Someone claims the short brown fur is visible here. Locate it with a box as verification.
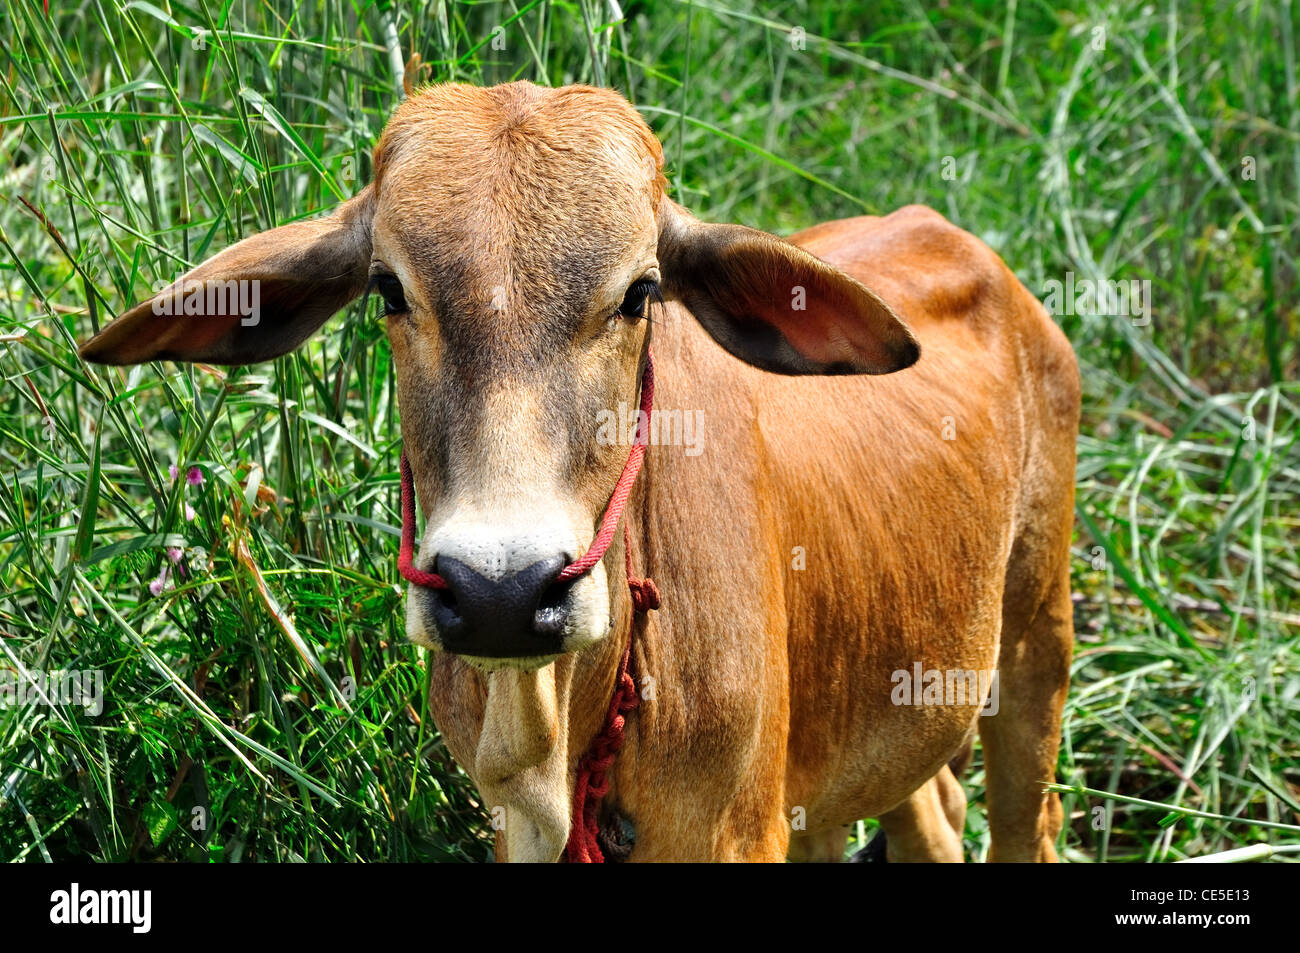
[79,82,1079,862]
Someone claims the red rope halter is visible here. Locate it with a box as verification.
[398,349,659,863]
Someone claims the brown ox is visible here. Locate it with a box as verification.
[80,82,1079,862]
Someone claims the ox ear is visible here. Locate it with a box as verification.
[79,186,375,366]
[656,199,919,375]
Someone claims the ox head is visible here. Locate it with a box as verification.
[80,82,919,672]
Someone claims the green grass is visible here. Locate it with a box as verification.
[1,0,1296,862]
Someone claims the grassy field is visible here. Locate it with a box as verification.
[1,0,1296,862]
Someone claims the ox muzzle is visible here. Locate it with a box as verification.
[399,351,655,661]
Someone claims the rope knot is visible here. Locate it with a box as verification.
[628,577,660,613]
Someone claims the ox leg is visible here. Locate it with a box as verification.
[787,825,851,862]
[876,766,966,862]
[979,565,1072,862]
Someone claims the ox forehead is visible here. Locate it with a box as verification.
[371,82,664,352]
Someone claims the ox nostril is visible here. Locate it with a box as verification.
[534,575,575,639]
[433,582,459,616]
[424,558,466,643]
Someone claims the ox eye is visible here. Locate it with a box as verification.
[616,278,659,320]
[370,273,408,315]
